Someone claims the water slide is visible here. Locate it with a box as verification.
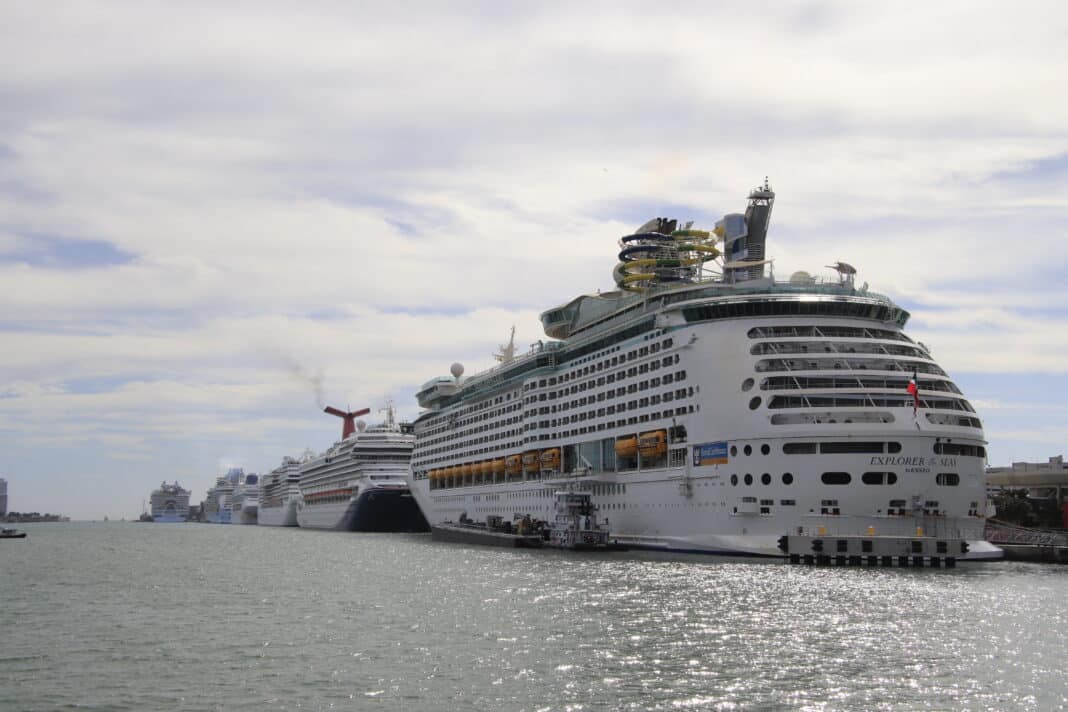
[612,227,721,293]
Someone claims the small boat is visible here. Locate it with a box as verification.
[1,528,27,539]
[546,490,624,551]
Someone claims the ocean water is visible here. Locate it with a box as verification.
[2,523,1067,711]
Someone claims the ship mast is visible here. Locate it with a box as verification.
[494,325,517,363]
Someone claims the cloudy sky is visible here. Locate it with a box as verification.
[2,2,1066,519]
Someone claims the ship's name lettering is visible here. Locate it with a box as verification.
[869,456,927,466]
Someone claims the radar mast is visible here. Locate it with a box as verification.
[494,326,517,363]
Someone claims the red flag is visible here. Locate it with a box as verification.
[907,372,920,415]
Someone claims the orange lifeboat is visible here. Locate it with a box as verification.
[505,454,522,475]
[491,458,506,475]
[539,447,561,470]
[522,450,540,473]
[615,435,638,458]
[639,429,668,458]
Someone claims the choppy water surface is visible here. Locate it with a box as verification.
[2,523,1066,711]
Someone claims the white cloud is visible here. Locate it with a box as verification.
[2,2,1067,517]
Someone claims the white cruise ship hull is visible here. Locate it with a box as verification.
[232,505,258,525]
[409,465,1000,560]
[258,500,298,527]
[205,510,231,524]
[296,498,355,530]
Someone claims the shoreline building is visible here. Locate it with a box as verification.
[987,456,1068,528]
[0,477,7,516]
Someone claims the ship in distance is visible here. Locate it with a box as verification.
[296,403,430,532]
[407,180,1002,562]
[230,471,260,525]
[202,470,239,524]
[258,452,312,527]
[148,481,191,523]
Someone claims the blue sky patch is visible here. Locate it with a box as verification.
[4,233,135,269]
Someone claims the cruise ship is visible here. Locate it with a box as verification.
[203,472,237,524]
[408,181,1001,562]
[149,481,191,523]
[230,472,260,525]
[296,404,429,532]
[258,453,309,527]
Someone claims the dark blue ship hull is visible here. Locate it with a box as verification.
[341,488,429,533]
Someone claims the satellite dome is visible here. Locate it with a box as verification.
[356,420,367,432]
[789,270,814,284]
[450,362,465,379]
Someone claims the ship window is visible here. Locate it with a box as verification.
[862,472,897,485]
[744,474,753,485]
[820,442,885,454]
[782,472,794,485]
[761,473,771,485]
[933,442,985,457]
[760,444,770,455]
[741,378,754,391]
[821,472,851,485]
[730,474,738,486]
[743,445,752,456]
[748,397,761,410]
[783,442,817,454]
[936,473,960,486]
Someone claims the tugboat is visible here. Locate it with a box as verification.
[1,527,27,539]
[546,490,621,551]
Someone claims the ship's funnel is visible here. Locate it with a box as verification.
[324,406,371,439]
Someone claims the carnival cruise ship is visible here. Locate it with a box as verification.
[149,481,191,523]
[258,453,310,526]
[230,472,259,525]
[296,404,429,532]
[407,181,1001,562]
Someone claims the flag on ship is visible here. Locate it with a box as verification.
[907,371,920,415]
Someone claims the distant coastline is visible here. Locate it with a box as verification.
[2,512,70,523]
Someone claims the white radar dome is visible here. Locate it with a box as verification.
[450,362,465,379]
[356,420,367,432]
[789,270,815,284]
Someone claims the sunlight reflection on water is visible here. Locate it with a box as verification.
[1,523,1066,711]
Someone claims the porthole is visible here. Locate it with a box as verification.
[782,472,794,485]
[760,444,770,455]
[761,473,771,485]
[744,474,753,486]
[730,445,738,457]
[730,474,738,486]
[741,378,755,392]
[749,397,762,410]
[743,445,752,456]
[821,472,852,485]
